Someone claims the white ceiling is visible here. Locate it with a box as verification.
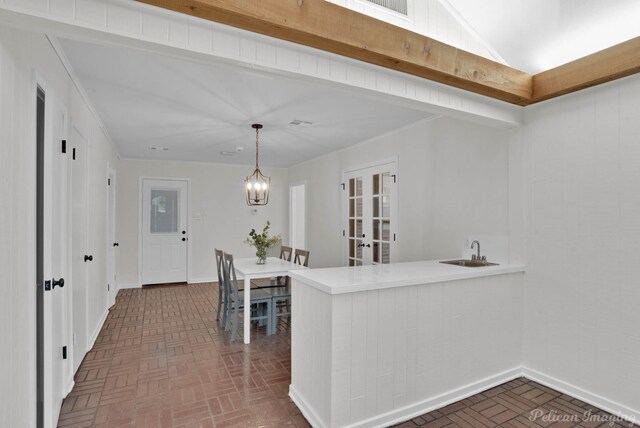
[445,0,640,74]
[59,38,432,167]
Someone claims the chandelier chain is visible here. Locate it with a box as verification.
[255,126,259,169]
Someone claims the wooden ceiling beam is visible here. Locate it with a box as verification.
[136,0,533,104]
[532,37,640,103]
[135,0,640,106]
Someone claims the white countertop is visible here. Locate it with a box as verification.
[288,260,525,295]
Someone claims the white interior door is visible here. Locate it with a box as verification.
[343,161,398,266]
[71,127,89,374]
[42,91,70,428]
[106,168,116,307]
[141,179,189,285]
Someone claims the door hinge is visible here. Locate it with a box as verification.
[61,139,66,154]
[108,178,111,186]
[72,147,76,160]
[341,183,345,190]
[392,174,396,183]
[342,229,345,237]
[107,283,110,291]
[62,346,67,360]
[393,233,396,241]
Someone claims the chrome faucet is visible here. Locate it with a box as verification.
[470,240,486,262]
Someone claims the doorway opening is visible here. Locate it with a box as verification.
[289,184,306,252]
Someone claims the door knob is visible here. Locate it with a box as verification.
[52,278,65,289]
[365,244,371,248]
[84,255,93,262]
[182,230,186,235]
[182,237,187,242]
[113,242,119,247]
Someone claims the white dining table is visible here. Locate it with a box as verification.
[233,256,308,344]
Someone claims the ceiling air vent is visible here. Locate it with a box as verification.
[289,119,313,127]
[364,0,407,15]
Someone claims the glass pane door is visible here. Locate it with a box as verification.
[343,161,397,266]
[347,176,364,266]
[372,172,393,264]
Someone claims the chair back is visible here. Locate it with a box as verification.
[280,245,293,262]
[214,249,224,285]
[222,252,240,299]
[294,249,310,267]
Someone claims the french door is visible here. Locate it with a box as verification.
[141,179,189,285]
[343,160,398,266]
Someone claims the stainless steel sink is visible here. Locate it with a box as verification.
[440,259,499,268]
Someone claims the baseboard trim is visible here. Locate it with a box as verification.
[522,367,640,424]
[117,282,141,289]
[290,367,522,428]
[88,308,109,350]
[65,379,75,397]
[355,367,523,428]
[188,277,216,284]
[289,385,328,428]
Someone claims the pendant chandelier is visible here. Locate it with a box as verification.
[244,123,270,206]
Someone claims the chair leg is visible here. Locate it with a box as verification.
[231,301,239,341]
[266,300,273,336]
[222,289,229,329]
[216,284,223,320]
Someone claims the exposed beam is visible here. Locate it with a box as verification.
[136,0,533,104]
[532,37,640,103]
[135,0,640,106]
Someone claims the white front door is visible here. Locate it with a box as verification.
[71,127,89,374]
[141,179,189,285]
[343,161,398,266]
[41,88,71,428]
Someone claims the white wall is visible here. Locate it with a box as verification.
[116,159,289,285]
[0,25,119,427]
[519,74,640,414]
[288,116,510,268]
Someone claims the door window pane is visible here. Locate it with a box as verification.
[150,189,179,233]
[382,195,390,218]
[382,242,390,264]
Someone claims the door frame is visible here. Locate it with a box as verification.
[106,164,117,307]
[34,69,48,428]
[341,156,399,266]
[137,177,192,286]
[289,181,307,251]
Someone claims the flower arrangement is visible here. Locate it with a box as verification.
[245,221,280,264]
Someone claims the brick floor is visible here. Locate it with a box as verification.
[59,283,634,428]
[393,378,636,428]
[58,283,308,428]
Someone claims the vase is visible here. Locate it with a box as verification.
[256,247,267,264]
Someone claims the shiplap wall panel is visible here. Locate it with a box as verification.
[522,73,640,415]
[0,0,522,126]
[292,273,524,427]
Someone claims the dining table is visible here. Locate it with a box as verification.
[232,256,308,344]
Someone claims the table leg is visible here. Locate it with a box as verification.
[244,276,251,344]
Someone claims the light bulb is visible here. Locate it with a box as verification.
[246,182,252,190]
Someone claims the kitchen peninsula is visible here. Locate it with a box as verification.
[289,260,525,428]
